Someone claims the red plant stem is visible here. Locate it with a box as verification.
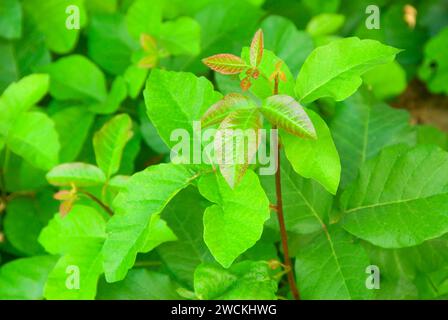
[272,75,300,300]
[79,190,114,216]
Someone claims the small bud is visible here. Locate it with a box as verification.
[252,69,260,79]
[268,259,282,270]
[0,199,5,213]
[54,190,72,201]
[140,33,158,53]
[0,232,4,243]
[138,54,158,69]
[279,71,287,82]
[404,4,417,29]
[240,77,252,91]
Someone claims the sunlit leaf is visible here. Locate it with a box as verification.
[296,37,400,103]
[214,109,262,188]
[201,93,257,128]
[250,29,264,67]
[46,163,106,187]
[93,114,133,178]
[261,95,316,139]
[202,54,249,75]
[198,171,270,267]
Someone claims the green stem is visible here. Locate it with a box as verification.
[0,148,10,201]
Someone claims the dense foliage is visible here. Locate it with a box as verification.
[1,0,448,300]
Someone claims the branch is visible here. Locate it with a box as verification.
[78,190,114,216]
[272,74,300,300]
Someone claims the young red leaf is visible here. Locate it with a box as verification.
[138,54,158,69]
[54,190,72,201]
[202,54,248,75]
[201,93,257,128]
[59,200,75,217]
[250,29,264,67]
[261,95,317,139]
[140,34,158,53]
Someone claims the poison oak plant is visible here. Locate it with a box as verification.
[1,0,448,301]
[108,30,401,299]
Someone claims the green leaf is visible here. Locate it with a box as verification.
[295,37,400,103]
[354,4,427,74]
[125,0,162,39]
[44,251,104,300]
[46,163,106,187]
[102,163,198,282]
[366,235,448,281]
[52,107,95,163]
[140,215,177,252]
[4,193,56,256]
[417,125,448,150]
[159,17,201,56]
[6,112,60,171]
[214,109,262,188]
[419,27,448,94]
[3,154,47,192]
[363,236,448,299]
[261,157,332,234]
[261,95,316,139]
[190,0,262,73]
[306,13,345,37]
[97,269,181,300]
[89,76,128,114]
[261,16,314,76]
[23,0,87,54]
[341,145,448,248]
[88,14,137,75]
[157,187,214,287]
[330,90,415,187]
[194,261,277,299]
[295,226,373,300]
[362,61,407,99]
[0,256,57,300]
[198,171,270,268]
[0,74,49,136]
[39,205,106,255]
[0,42,17,92]
[0,0,22,39]
[419,0,448,36]
[41,55,107,103]
[85,0,117,14]
[144,69,222,148]
[14,21,51,77]
[124,64,148,99]
[93,114,133,178]
[281,110,341,194]
[303,0,340,15]
[39,205,106,300]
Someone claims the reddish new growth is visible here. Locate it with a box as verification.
[202,29,265,91]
